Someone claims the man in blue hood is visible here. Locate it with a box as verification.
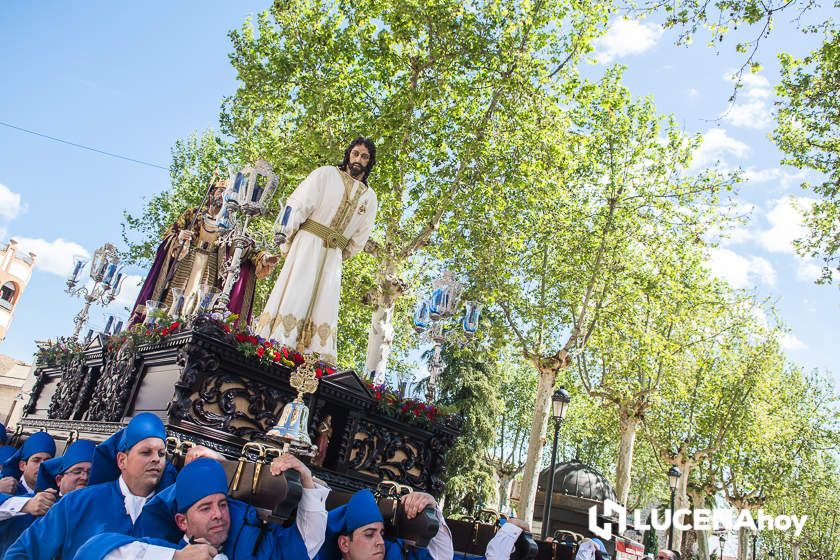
[0,432,58,520]
[74,455,328,559]
[0,439,95,556]
[318,489,453,560]
[6,413,172,560]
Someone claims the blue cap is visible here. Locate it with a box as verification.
[22,432,56,460]
[320,490,384,560]
[118,413,166,452]
[35,440,95,492]
[175,458,228,513]
[1,432,56,479]
[90,415,170,486]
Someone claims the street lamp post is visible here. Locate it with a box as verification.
[539,387,571,540]
[719,532,727,559]
[667,465,681,550]
[751,530,758,560]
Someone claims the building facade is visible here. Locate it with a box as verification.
[0,239,36,343]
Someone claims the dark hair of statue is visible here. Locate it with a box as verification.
[338,137,376,184]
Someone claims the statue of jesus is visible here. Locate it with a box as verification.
[254,138,378,363]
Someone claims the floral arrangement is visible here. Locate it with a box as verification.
[366,380,441,427]
[34,336,85,367]
[105,320,185,352]
[232,332,337,377]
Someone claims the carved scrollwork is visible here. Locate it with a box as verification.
[427,430,458,497]
[349,420,431,490]
[187,373,287,440]
[87,339,141,422]
[169,344,221,422]
[23,369,47,415]
[48,357,88,419]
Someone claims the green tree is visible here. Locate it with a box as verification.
[430,341,504,516]
[221,0,615,376]
[453,67,736,521]
[775,25,840,283]
[486,352,538,513]
[642,300,781,556]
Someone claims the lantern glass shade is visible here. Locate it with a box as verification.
[668,465,681,490]
[273,205,293,235]
[69,255,88,282]
[90,250,109,281]
[551,387,571,420]
[462,301,482,335]
[413,301,431,333]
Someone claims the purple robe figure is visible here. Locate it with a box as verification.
[130,183,277,328]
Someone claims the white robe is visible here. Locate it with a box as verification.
[255,166,377,363]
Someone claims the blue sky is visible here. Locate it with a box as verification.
[0,2,837,388]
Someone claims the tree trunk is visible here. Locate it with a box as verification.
[614,405,640,505]
[365,302,395,383]
[688,486,710,560]
[681,527,696,560]
[498,472,515,513]
[738,526,749,560]
[672,466,690,553]
[517,366,558,522]
[696,527,710,560]
[364,265,404,383]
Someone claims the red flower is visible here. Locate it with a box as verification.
[235,333,247,343]
[263,340,273,348]
[222,324,231,333]
[247,335,258,344]
[326,367,336,375]
[256,347,265,358]
[292,353,304,365]
[315,368,323,379]
[161,328,170,336]
[374,391,382,400]
[170,321,181,331]
[272,351,281,362]
[282,347,289,359]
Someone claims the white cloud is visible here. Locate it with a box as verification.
[759,196,815,254]
[0,183,24,221]
[691,128,750,170]
[781,333,807,351]
[687,88,700,99]
[13,237,89,277]
[796,260,823,282]
[722,71,774,130]
[742,167,806,189]
[593,19,664,64]
[707,248,776,289]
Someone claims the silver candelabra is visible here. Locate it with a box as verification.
[65,243,125,340]
[213,160,279,313]
[413,270,482,401]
